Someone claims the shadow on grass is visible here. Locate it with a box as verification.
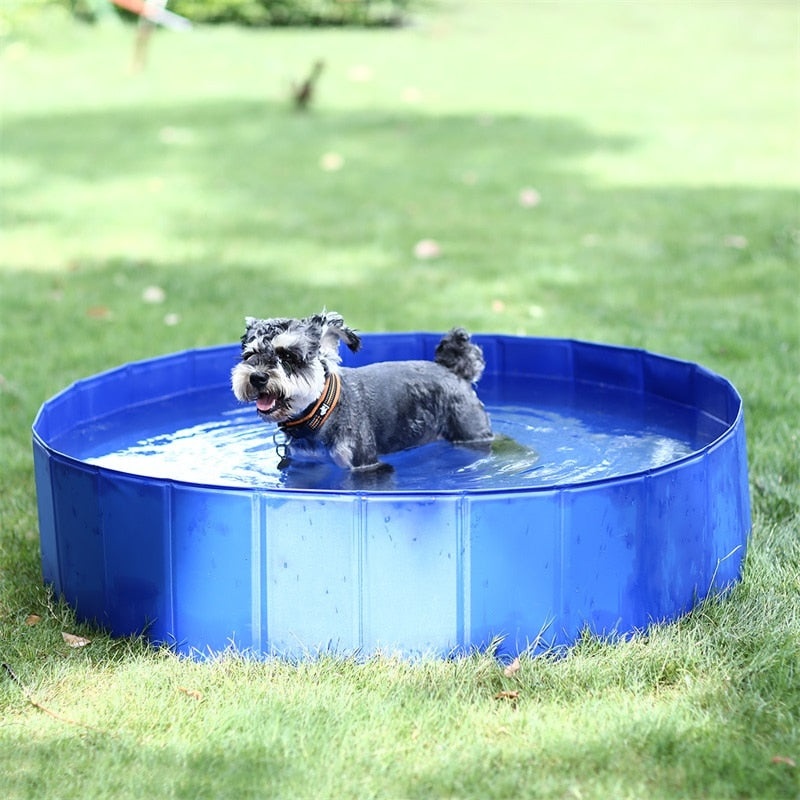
[1,98,636,181]
[0,99,635,249]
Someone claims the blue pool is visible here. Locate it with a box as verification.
[32,334,751,658]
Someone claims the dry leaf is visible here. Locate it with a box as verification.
[770,756,796,767]
[518,187,541,208]
[494,690,520,701]
[178,686,203,701]
[86,306,111,320]
[142,285,166,304]
[319,152,344,172]
[413,239,441,260]
[62,632,91,648]
[25,614,42,626]
[503,656,521,677]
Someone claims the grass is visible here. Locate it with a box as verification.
[1,1,799,797]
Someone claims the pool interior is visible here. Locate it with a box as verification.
[48,375,729,492]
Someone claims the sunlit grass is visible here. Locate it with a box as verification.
[1,2,798,798]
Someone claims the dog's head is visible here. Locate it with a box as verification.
[231,311,360,422]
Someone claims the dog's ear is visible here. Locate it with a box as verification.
[241,316,257,346]
[311,311,361,359]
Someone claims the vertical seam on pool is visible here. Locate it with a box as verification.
[251,493,263,653]
[739,418,752,545]
[457,494,471,651]
[355,495,366,653]
[50,458,64,593]
[95,466,108,628]
[165,482,175,639]
[52,459,71,599]
[702,448,712,600]
[557,487,566,645]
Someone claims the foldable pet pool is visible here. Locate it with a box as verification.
[32,335,750,658]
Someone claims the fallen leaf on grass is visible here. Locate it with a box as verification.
[770,755,796,767]
[494,690,520,701]
[319,152,344,172]
[142,285,166,304]
[413,239,441,260]
[86,306,112,320]
[503,656,521,677]
[62,632,91,648]
[178,687,203,701]
[518,187,541,208]
[25,614,42,626]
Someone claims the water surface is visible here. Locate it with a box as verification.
[52,378,726,492]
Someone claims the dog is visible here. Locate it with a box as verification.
[231,311,493,471]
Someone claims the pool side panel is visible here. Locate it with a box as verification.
[559,476,644,643]
[33,439,61,595]
[99,473,171,640]
[360,495,460,656]
[49,459,105,625]
[467,491,561,656]
[263,493,360,656]
[705,419,750,590]
[170,485,254,655]
[639,456,709,624]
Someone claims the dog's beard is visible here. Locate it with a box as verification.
[231,360,326,422]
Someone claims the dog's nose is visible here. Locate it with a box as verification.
[249,371,268,391]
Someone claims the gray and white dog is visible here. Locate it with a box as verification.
[231,311,493,471]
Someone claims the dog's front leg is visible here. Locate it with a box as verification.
[329,432,388,472]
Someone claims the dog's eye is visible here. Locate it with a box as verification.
[277,348,306,369]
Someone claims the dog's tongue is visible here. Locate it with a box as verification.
[256,395,276,413]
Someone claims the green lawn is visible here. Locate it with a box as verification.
[1,2,799,798]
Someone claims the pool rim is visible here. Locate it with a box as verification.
[31,333,745,498]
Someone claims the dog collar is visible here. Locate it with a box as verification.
[279,371,341,438]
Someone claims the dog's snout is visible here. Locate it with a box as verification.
[249,371,269,391]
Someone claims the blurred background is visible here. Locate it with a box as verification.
[1,0,797,446]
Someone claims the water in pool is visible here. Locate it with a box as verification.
[54,378,727,492]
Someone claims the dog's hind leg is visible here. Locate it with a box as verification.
[444,400,493,446]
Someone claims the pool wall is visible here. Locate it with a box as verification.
[32,336,751,658]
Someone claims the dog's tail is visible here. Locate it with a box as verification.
[434,327,485,383]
